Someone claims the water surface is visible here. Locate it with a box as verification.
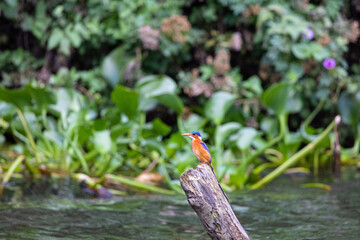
[1,169,359,239]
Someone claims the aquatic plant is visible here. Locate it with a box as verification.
[1,0,359,196]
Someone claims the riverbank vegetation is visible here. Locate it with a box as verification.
[1,0,359,197]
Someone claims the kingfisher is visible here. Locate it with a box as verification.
[181,131,229,202]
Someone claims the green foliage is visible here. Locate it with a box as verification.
[325,0,343,19]
[111,85,139,120]
[338,92,360,138]
[136,75,183,114]
[215,122,241,149]
[0,84,55,110]
[102,46,135,87]
[1,0,360,194]
[0,87,32,110]
[291,43,330,61]
[262,82,292,117]
[205,92,236,125]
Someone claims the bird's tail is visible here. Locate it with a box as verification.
[210,165,229,203]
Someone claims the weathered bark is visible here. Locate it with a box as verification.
[180,164,251,240]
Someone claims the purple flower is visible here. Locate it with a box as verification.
[302,27,314,40]
[322,58,336,69]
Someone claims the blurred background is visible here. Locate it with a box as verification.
[0,0,360,239]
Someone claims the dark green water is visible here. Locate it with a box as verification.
[1,169,359,240]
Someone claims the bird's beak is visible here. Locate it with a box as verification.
[181,133,191,137]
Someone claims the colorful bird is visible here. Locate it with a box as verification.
[181,131,229,202]
[181,131,213,168]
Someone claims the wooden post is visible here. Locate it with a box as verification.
[180,164,251,240]
[333,115,341,178]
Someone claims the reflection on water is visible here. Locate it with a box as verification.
[0,169,359,240]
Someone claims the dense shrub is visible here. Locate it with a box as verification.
[0,0,359,191]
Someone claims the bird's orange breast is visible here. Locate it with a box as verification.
[192,139,211,163]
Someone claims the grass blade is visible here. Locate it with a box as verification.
[2,155,25,184]
[106,174,174,195]
[250,116,337,190]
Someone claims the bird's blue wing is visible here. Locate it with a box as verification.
[200,142,210,154]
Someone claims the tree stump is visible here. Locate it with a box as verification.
[180,164,251,240]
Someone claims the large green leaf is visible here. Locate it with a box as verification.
[93,130,113,154]
[285,92,303,113]
[25,85,56,108]
[183,113,207,132]
[0,86,31,109]
[136,75,177,98]
[152,118,171,136]
[0,85,55,111]
[111,85,138,120]
[338,92,360,136]
[136,75,183,113]
[110,122,133,140]
[215,122,242,148]
[262,82,292,116]
[155,94,183,114]
[235,127,258,150]
[243,76,263,95]
[102,46,134,87]
[51,88,83,119]
[205,91,236,125]
[0,102,16,118]
[260,116,279,138]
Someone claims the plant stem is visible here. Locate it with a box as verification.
[253,162,281,175]
[94,174,106,187]
[41,108,49,130]
[214,123,221,170]
[158,156,184,194]
[314,149,319,176]
[24,157,40,175]
[72,143,89,174]
[2,155,25,184]
[247,114,287,162]
[0,117,9,129]
[341,137,360,160]
[250,116,337,190]
[301,183,331,191]
[138,113,146,138]
[16,108,41,163]
[106,174,174,195]
[304,98,326,127]
[84,150,98,162]
[300,98,326,141]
